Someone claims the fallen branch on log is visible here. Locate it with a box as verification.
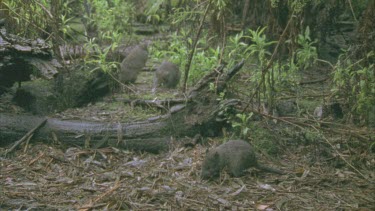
[2,118,47,156]
[0,60,245,152]
[115,98,188,110]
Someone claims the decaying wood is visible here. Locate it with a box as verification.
[115,98,188,110]
[0,60,244,152]
[3,118,47,156]
[0,28,61,94]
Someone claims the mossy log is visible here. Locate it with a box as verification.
[0,60,244,152]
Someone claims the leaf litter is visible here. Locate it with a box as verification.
[1,133,374,210]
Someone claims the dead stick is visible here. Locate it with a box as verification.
[255,113,369,180]
[243,11,295,112]
[250,109,304,130]
[23,133,34,153]
[182,0,212,93]
[299,77,329,85]
[4,118,47,156]
[310,124,369,181]
[78,178,121,210]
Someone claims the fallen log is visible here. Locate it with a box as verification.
[0,60,244,152]
[3,118,47,156]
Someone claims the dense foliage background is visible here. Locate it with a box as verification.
[1,1,374,210]
[1,0,374,126]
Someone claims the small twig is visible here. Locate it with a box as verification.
[261,114,370,180]
[117,122,122,146]
[182,0,212,93]
[4,118,47,156]
[5,4,50,36]
[277,94,331,100]
[316,59,334,69]
[78,178,121,210]
[107,72,137,94]
[34,0,53,18]
[299,77,329,85]
[115,98,187,107]
[23,133,34,153]
[28,151,45,166]
[346,0,358,22]
[321,126,370,142]
[250,109,304,130]
[44,157,54,170]
[251,107,370,180]
[311,125,368,181]
[243,12,295,112]
[283,117,371,141]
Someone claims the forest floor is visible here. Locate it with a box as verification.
[1,59,374,210]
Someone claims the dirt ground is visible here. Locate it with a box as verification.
[1,63,374,210]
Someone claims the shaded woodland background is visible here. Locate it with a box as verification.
[0,0,374,210]
[0,0,374,126]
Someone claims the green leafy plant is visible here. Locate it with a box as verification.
[224,26,318,116]
[2,0,51,37]
[83,31,121,75]
[59,14,73,36]
[150,30,218,85]
[225,27,276,81]
[295,26,318,70]
[87,0,134,34]
[333,51,375,125]
[244,27,276,67]
[231,113,253,139]
[226,32,249,67]
[145,0,164,23]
